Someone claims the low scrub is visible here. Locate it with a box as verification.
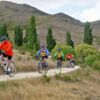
[92,61,100,71]
[75,44,97,63]
[85,52,100,71]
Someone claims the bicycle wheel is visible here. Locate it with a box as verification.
[38,62,43,74]
[43,62,48,75]
[67,60,71,68]
[70,61,75,68]
[57,60,62,70]
[8,61,16,77]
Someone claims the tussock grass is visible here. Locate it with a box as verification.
[0,68,100,100]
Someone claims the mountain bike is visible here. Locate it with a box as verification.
[0,57,16,77]
[38,57,48,75]
[67,59,75,68]
[56,58,62,73]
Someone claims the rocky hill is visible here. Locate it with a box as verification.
[0,1,100,45]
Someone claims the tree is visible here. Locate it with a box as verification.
[84,22,93,45]
[26,15,38,50]
[66,32,74,48]
[46,27,56,52]
[23,27,28,43]
[35,38,40,51]
[0,24,8,37]
[14,25,23,46]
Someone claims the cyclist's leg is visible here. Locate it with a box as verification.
[57,58,62,69]
[42,56,48,75]
[0,52,6,62]
[42,56,47,67]
[6,56,12,71]
[38,57,43,73]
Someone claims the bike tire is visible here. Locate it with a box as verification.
[57,60,62,69]
[8,61,16,77]
[38,62,43,74]
[71,62,75,68]
[43,62,48,74]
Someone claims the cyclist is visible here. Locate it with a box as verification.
[54,48,64,61]
[0,36,13,72]
[65,53,75,67]
[36,45,50,74]
[54,48,64,70]
[36,45,50,59]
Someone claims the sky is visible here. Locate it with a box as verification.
[0,0,100,22]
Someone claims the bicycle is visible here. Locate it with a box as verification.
[38,57,48,75]
[67,59,75,68]
[0,57,16,77]
[56,59,62,73]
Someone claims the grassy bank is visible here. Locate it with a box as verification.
[0,67,100,100]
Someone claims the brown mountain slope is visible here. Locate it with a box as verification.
[0,1,48,26]
[0,1,100,45]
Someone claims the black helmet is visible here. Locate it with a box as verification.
[0,36,8,42]
[41,44,45,49]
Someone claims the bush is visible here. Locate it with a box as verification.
[52,44,75,59]
[84,51,100,71]
[85,55,97,66]
[75,44,97,63]
[92,61,100,71]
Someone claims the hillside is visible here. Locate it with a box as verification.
[0,1,48,26]
[0,1,100,45]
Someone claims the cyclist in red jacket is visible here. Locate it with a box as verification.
[0,36,13,71]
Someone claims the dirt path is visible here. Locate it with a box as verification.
[0,66,80,81]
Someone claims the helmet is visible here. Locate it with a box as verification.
[0,36,8,42]
[57,48,61,51]
[41,44,45,49]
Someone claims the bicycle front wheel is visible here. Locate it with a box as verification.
[57,60,62,69]
[43,62,48,75]
[38,62,43,74]
[8,61,16,77]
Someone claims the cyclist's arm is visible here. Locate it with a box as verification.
[46,49,50,56]
[36,50,41,56]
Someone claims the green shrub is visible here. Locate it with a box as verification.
[75,44,97,63]
[52,44,75,59]
[85,55,97,66]
[92,61,100,71]
[84,52,100,70]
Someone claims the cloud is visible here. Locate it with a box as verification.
[3,0,97,11]
[70,0,100,22]
[80,0,100,22]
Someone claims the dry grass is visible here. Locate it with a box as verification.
[0,68,100,100]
